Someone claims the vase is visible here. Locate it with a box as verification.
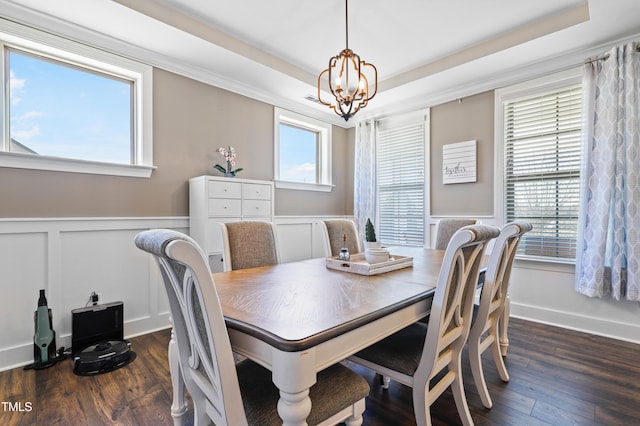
[364,241,382,250]
[224,172,236,177]
[365,248,389,264]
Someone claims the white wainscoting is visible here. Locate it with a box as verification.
[274,215,353,262]
[0,217,187,372]
[0,215,351,371]
[2,215,637,372]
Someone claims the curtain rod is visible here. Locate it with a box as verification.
[584,43,640,64]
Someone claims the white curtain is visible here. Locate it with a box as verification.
[575,42,640,301]
[353,119,377,239]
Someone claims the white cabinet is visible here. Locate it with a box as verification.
[189,176,274,272]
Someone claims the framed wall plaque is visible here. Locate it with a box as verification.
[442,140,476,184]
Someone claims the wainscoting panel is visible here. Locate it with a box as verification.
[0,231,48,369]
[274,215,353,262]
[0,217,187,372]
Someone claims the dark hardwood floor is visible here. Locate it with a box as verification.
[2,317,639,425]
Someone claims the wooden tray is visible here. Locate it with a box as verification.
[325,253,413,275]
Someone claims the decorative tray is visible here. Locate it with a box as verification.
[325,253,413,276]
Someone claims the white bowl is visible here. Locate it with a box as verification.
[365,248,389,264]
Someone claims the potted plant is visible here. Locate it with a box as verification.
[214,145,244,177]
[364,218,382,249]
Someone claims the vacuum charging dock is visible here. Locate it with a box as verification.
[71,301,135,375]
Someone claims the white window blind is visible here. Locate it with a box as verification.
[376,118,426,246]
[504,83,582,260]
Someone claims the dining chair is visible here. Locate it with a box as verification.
[134,229,370,426]
[320,219,362,257]
[434,218,478,249]
[220,221,280,271]
[348,224,500,426]
[467,221,532,409]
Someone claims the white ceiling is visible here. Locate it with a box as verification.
[3,0,640,127]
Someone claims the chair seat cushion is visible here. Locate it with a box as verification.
[237,360,369,425]
[353,322,428,376]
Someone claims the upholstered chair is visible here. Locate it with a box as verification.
[468,221,532,409]
[348,224,500,426]
[134,229,370,426]
[320,219,363,257]
[434,218,478,249]
[220,221,280,271]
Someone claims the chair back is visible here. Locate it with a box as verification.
[220,221,280,271]
[321,219,362,257]
[472,221,532,340]
[434,218,478,249]
[415,224,499,386]
[134,229,247,425]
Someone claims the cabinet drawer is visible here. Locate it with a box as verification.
[243,199,271,217]
[242,183,272,200]
[208,199,242,216]
[207,180,241,199]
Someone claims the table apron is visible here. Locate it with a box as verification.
[227,297,431,391]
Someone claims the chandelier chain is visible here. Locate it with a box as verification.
[345,0,349,49]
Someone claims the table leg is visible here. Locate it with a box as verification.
[499,296,510,357]
[169,326,188,425]
[272,350,316,426]
[277,389,312,426]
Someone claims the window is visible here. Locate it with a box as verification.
[0,19,153,177]
[376,111,428,246]
[274,108,332,192]
[496,70,582,261]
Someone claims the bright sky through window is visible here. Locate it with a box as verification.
[278,123,317,183]
[9,49,133,164]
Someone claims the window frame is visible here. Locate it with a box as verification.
[375,109,429,247]
[495,68,582,264]
[0,18,154,178]
[274,107,333,192]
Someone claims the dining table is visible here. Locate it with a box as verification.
[170,246,446,426]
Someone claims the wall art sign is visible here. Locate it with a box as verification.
[442,140,476,184]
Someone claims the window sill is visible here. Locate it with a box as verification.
[274,180,334,192]
[0,152,155,178]
[514,256,576,274]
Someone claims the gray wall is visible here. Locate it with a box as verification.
[0,68,353,218]
[430,91,495,216]
[0,66,491,220]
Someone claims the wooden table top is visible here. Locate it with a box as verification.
[213,247,444,352]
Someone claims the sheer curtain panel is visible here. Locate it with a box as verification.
[354,120,377,238]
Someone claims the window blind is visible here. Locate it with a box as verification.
[504,84,582,260]
[376,119,425,246]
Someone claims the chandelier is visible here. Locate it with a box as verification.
[317,0,377,121]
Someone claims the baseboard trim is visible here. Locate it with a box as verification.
[511,302,640,345]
